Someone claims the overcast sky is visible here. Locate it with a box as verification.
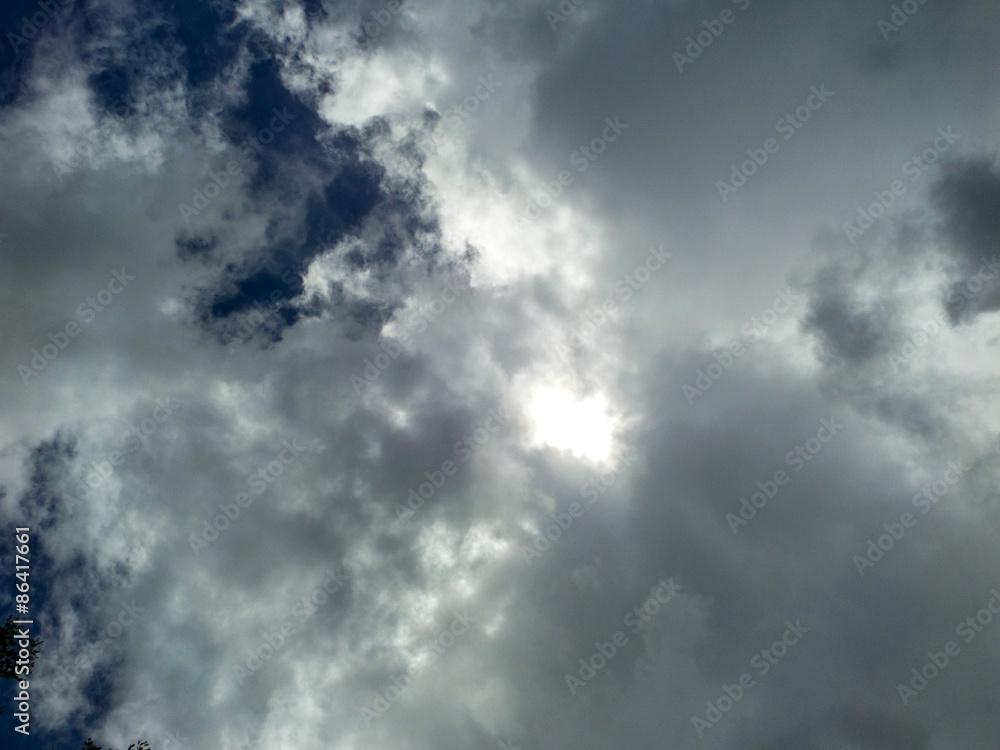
[1,0,1000,748]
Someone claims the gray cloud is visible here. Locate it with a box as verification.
[1,1,999,749]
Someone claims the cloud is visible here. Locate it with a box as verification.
[1,1,1000,749]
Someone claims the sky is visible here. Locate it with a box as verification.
[1,0,1000,748]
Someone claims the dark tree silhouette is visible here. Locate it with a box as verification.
[0,613,43,714]
[0,614,43,679]
[0,617,149,750]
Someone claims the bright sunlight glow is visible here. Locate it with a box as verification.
[526,386,616,462]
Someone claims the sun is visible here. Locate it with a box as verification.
[525,386,616,462]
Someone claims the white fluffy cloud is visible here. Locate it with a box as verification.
[1,1,1000,749]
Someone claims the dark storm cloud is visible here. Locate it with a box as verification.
[933,157,1000,265]
[932,156,1000,321]
[189,134,446,345]
[789,161,1000,446]
[802,270,896,365]
[798,155,1000,381]
[108,4,455,346]
[1,0,1000,749]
